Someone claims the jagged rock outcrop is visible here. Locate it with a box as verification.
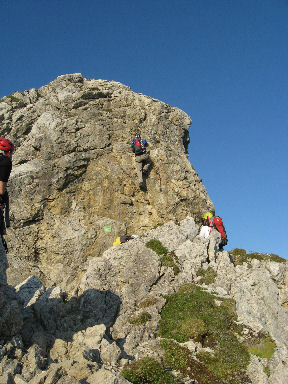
[1,75,287,383]
[0,73,213,288]
[0,218,287,383]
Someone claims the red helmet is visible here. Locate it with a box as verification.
[0,138,14,152]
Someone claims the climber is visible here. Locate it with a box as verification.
[113,234,138,246]
[0,138,14,254]
[212,216,228,250]
[200,212,228,250]
[199,212,213,239]
[131,132,151,190]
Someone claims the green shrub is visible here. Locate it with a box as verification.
[159,284,251,383]
[197,267,217,285]
[122,357,178,383]
[146,239,168,256]
[128,312,151,325]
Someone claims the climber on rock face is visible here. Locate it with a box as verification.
[131,132,151,191]
[200,212,228,250]
[0,138,14,282]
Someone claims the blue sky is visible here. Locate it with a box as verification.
[1,0,287,258]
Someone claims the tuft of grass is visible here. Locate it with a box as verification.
[197,267,217,285]
[146,239,168,256]
[247,334,276,359]
[161,340,224,384]
[128,312,151,325]
[7,94,21,103]
[230,248,286,265]
[138,297,158,308]
[264,366,271,377]
[146,241,180,275]
[230,248,247,257]
[122,357,179,383]
[161,252,180,275]
[158,284,251,383]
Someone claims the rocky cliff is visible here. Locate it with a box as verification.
[0,75,287,384]
[0,220,287,383]
[0,73,213,288]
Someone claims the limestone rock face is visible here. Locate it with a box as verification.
[0,217,287,383]
[2,74,287,384]
[0,73,213,288]
[0,246,23,343]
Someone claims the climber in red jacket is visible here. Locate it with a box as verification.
[203,212,228,250]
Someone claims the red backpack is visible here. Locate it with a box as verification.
[212,216,227,239]
[133,138,144,155]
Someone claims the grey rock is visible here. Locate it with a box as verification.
[100,338,122,364]
[16,276,44,307]
[86,368,130,384]
[247,355,269,384]
[2,73,213,289]
[14,375,28,384]
[1,74,288,383]
[0,373,15,384]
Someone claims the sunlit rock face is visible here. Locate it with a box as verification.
[0,73,213,288]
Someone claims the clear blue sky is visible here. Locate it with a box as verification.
[1,0,287,258]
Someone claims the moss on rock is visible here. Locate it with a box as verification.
[158,284,251,383]
[146,239,168,256]
[196,266,217,285]
[122,357,179,383]
[247,333,276,359]
[128,312,152,325]
[230,248,286,265]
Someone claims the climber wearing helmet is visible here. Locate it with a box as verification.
[131,132,151,191]
[0,138,14,195]
[0,138,14,256]
[200,211,228,250]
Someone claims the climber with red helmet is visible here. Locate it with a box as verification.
[0,138,14,255]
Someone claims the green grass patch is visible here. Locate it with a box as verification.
[162,252,180,275]
[128,312,151,325]
[138,297,158,308]
[146,239,168,256]
[145,241,180,275]
[230,248,286,266]
[247,334,276,359]
[158,284,251,383]
[197,267,217,285]
[161,340,229,384]
[122,357,179,383]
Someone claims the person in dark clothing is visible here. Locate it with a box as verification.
[131,132,151,190]
[0,138,14,278]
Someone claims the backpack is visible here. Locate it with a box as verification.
[212,216,227,239]
[133,138,145,155]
